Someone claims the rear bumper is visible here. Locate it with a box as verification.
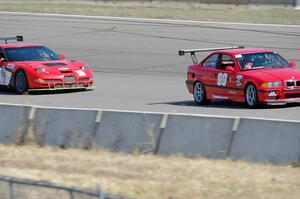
[186,80,194,93]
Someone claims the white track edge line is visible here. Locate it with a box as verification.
[1,11,300,28]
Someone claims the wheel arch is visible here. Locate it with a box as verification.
[11,68,26,87]
[14,68,29,93]
[243,81,258,93]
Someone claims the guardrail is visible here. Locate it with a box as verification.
[0,104,300,165]
[0,175,126,199]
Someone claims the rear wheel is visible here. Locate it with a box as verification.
[15,70,28,94]
[245,84,259,108]
[193,82,210,105]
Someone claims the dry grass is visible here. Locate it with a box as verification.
[0,0,299,24]
[0,144,299,199]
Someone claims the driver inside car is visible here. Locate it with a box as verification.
[243,56,254,70]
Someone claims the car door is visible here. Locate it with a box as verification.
[199,53,220,98]
[213,53,237,100]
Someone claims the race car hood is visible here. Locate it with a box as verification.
[15,60,86,74]
[245,68,300,82]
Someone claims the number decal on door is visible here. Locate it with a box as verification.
[217,73,228,86]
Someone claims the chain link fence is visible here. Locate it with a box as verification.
[0,176,129,199]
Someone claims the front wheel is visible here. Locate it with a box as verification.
[245,84,259,108]
[193,82,210,105]
[15,70,28,94]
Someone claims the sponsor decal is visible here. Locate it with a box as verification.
[0,67,12,86]
[58,67,70,71]
[268,91,277,97]
[229,91,237,95]
[217,73,228,86]
[75,70,86,77]
[236,75,243,88]
[212,94,228,99]
[235,54,242,58]
[6,64,15,70]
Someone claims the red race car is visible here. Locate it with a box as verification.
[0,36,94,94]
[179,46,299,108]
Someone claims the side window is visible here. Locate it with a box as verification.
[0,48,5,60]
[217,54,234,70]
[202,54,219,69]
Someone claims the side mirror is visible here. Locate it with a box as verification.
[59,54,66,60]
[225,66,235,72]
[0,58,4,66]
[290,61,296,69]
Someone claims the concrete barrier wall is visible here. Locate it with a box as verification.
[94,111,163,153]
[0,105,30,144]
[158,114,235,158]
[0,104,300,164]
[229,118,300,164]
[33,108,97,148]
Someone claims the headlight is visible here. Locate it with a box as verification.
[261,81,282,88]
[81,65,89,70]
[35,68,47,73]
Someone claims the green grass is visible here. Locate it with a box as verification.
[0,1,299,24]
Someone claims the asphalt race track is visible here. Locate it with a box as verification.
[1,12,300,120]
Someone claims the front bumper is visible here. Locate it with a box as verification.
[28,79,94,92]
[28,84,95,92]
[258,88,300,105]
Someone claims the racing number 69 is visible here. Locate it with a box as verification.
[217,73,228,86]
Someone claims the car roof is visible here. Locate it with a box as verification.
[217,48,274,55]
[0,43,43,48]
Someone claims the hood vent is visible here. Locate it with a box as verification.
[44,62,68,67]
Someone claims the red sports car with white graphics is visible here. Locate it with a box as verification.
[179,46,299,108]
[0,36,94,94]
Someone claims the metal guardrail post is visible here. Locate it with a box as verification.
[69,190,74,199]
[9,182,15,199]
[296,0,300,9]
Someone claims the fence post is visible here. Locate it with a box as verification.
[9,182,15,199]
[97,186,105,199]
[69,190,74,199]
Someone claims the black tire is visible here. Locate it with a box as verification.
[245,83,259,108]
[15,70,28,94]
[193,82,210,105]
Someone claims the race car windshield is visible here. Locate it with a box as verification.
[4,46,60,62]
[236,52,290,71]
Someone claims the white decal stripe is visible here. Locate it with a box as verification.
[0,68,12,86]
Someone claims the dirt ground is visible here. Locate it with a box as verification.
[0,144,299,199]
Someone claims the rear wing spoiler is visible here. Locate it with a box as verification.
[178,46,244,64]
[0,36,23,44]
